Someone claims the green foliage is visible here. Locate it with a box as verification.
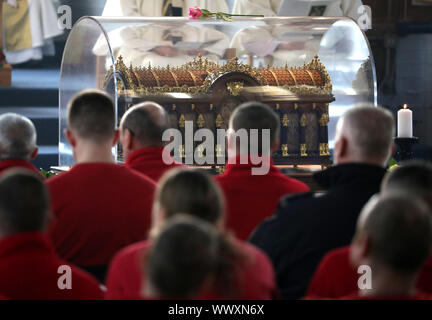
[40,169,56,179]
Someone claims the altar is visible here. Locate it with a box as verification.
[59,16,376,168]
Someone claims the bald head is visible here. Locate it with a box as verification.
[120,102,170,155]
[354,193,432,274]
[334,105,394,166]
[0,113,37,161]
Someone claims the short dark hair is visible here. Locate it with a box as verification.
[230,101,280,153]
[147,215,220,298]
[362,193,432,274]
[381,161,432,207]
[156,169,224,224]
[67,89,115,142]
[0,170,49,235]
[120,102,170,147]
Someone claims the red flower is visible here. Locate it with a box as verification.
[189,6,203,19]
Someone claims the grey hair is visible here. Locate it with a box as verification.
[0,113,37,161]
[339,104,395,160]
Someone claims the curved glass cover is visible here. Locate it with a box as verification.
[59,16,376,166]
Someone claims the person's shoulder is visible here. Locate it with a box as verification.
[114,240,150,262]
[118,166,157,187]
[311,246,352,282]
[249,192,318,243]
[324,246,351,263]
[66,263,104,299]
[277,191,318,211]
[109,240,151,272]
[273,170,311,192]
[232,239,276,285]
[234,239,272,264]
[45,170,72,188]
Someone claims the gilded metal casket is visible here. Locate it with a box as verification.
[106,55,334,166]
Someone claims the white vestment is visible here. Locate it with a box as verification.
[2,0,63,64]
[93,23,229,69]
[232,0,363,20]
[98,0,229,69]
[230,0,364,67]
[102,0,229,17]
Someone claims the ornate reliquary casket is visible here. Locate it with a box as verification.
[107,54,334,166]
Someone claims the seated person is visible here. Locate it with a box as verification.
[307,161,432,298]
[0,113,39,175]
[249,105,395,299]
[215,101,309,241]
[105,169,277,300]
[0,169,103,300]
[145,215,241,299]
[47,90,156,282]
[120,102,185,182]
[339,193,432,300]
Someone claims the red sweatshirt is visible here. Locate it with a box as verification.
[215,157,310,240]
[47,162,156,267]
[306,246,432,299]
[105,239,277,300]
[0,159,39,175]
[125,146,186,182]
[0,232,103,300]
[339,291,432,300]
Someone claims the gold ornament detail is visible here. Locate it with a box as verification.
[179,114,185,128]
[215,114,223,128]
[216,144,224,157]
[197,114,205,128]
[226,81,244,96]
[300,114,307,127]
[282,144,289,157]
[108,55,333,97]
[319,143,330,156]
[282,114,289,127]
[196,144,205,158]
[179,145,185,158]
[319,113,330,126]
[301,144,308,157]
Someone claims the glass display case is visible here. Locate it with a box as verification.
[59,16,376,167]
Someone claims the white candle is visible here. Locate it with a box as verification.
[397,104,413,138]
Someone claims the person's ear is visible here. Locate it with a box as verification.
[65,129,76,148]
[30,147,38,160]
[149,204,167,239]
[121,128,134,151]
[334,136,347,164]
[390,143,396,159]
[350,233,370,268]
[112,129,120,146]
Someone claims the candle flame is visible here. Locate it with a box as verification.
[403,104,408,109]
